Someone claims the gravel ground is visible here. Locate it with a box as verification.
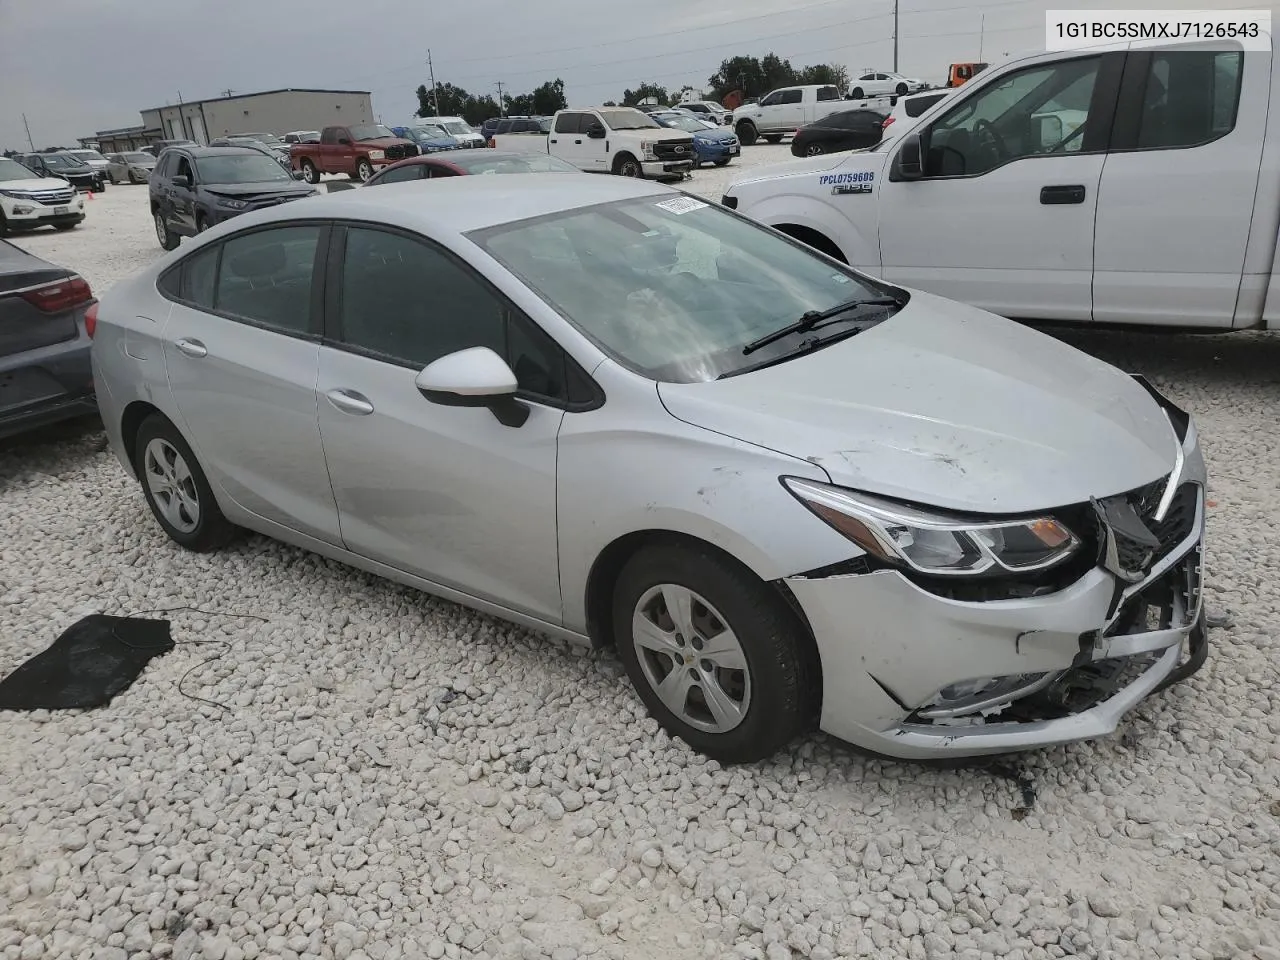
[3,146,1279,960]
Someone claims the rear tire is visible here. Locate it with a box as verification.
[154,211,179,251]
[805,142,826,156]
[612,543,816,763]
[736,122,758,146]
[301,159,319,184]
[133,415,236,553]
[850,87,864,99]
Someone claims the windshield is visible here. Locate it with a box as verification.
[450,153,579,175]
[42,154,90,170]
[414,124,450,139]
[349,124,395,141]
[70,150,105,162]
[0,158,38,181]
[195,153,293,184]
[473,196,889,382]
[656,114,711,133]
[440,120,473,135]
[600,109,660,130]
[124,152,155,164]
[243,132,283,144]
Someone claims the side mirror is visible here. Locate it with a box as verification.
[291,169,305,180]
[172,174,191,188]
[1035,114,1064,150]
[414,346,528,428]
[895,133,923,180]
[587,124,606,139]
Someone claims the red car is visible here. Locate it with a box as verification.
[363,150,579,185]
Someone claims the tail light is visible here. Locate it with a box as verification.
[85,302,99,339]
[20,275,93,313]
[882,116,896,129]
[487,138,496,148]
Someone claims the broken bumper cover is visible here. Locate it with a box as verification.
[787,418,1207,761]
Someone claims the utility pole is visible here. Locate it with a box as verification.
[496,81,505,116]
[22,113,34,151]
[979,13,986,61]
[892,0,899,72]
[427,49,441,117]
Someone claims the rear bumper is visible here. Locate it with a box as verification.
[0,331,96,440]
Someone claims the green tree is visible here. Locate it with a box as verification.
[622,82,670,107]
[531,79,567,115]
[708,53,801,100]
[416,82,471,118]
[505,93,537,116]
[798,63,849,90]
[464,94,502,126]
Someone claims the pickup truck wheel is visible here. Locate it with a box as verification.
[850,87,865,99]
[614,154,643,178]
[736,122,758,146]
[356,158,374,182]
[763,135,783,144]
[896,82,909,96]
[301,160,320,184]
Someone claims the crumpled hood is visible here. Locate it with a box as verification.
[658,293,1177,514]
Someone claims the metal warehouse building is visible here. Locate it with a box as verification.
[82,88,373,153]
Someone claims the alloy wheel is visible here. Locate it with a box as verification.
[154,213,167,245]
[631,584,751,734]
[143,438,201,534]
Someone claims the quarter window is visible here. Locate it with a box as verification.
[182,246,219,308]
[1135,50,1243,149]
[214,226,321,334]
[336,227,571,402]
[924,56,1100,176]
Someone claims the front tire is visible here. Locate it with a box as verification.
[850,87,864,99]
[805,142,826,156]
[301,159,320,184]
[356,158,374,182]
[736,122,758,146]
[613,153,643,178]
[154,211,179,251]
[896,82,909,96]
[613,543,815,763]
[133,415,236,553]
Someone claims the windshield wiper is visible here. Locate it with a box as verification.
[742,295,904,355]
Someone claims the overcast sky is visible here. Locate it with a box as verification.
[0,0,1254,148]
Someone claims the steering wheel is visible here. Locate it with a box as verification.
[972,118,1008,160]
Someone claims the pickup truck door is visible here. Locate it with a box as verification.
[550,112,589,170]
[771,89,806,131]
[877,52,1120,322]
[320,128,352,173]
[1093,44,1263,327]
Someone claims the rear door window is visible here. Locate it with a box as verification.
[213,226,322,335]
[817,87,840,102]
[1134,50,1243,149]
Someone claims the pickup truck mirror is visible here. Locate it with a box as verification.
[337,137,351,145]
[171,174,191,188]
[894,133,924,180]
[587,123,606,139]
[1035,114,1064,150]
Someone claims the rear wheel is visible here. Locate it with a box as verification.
[301,159,319,184]
[736,122,758,146]
[356,158,374,182]
[154,211,179,251]
[805,142,826,156]
[133,415,236,553]
[850,87,865,99]
[612,543,816,762]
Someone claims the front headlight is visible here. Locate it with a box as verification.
[216,197,248,209]
[367,150,385,160]
[639,140,657,161]
[783,478,1079,576]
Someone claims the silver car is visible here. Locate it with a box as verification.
[106,151,157,184]
[91,176,1207,762]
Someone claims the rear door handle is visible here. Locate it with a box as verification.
[174,337,207,358]
[325,389,374,416]
[1040,184,1086,205]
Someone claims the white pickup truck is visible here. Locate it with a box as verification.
[731,85,846,145]
[491,107,694,179]
[724,37,1280,330]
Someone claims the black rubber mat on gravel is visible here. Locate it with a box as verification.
[0,615,173,710]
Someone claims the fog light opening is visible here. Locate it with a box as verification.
[917,671,1059,720]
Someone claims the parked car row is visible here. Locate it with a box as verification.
[11,152,107,193]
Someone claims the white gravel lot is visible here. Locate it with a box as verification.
[3,146,1279,960]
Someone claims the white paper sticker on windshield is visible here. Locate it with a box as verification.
[655,197,708,215]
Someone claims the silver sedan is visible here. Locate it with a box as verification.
[106,152,157,184]
[90,175,1207,762]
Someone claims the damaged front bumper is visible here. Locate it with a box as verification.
[787,403,1208,760]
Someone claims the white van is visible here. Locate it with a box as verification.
[724,38,1278,330]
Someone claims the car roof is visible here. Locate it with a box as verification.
[181,146,264,158]
[243,174,672,235]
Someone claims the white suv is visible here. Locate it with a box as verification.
[0,156,86,235]
[848,72,928,99]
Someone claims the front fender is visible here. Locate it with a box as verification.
[747,192,882,275]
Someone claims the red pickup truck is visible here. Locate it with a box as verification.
[291,124,419,184]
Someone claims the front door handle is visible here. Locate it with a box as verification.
[1040,184,1086,205]
[174,337,207,358]
[325,389,374,416]
[574,139,583,145]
